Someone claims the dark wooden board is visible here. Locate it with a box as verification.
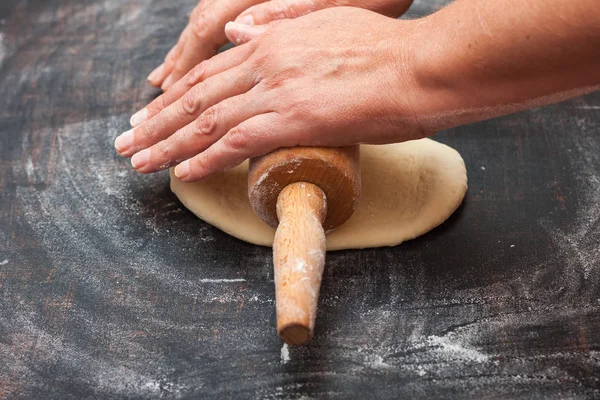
[0,0,599,398]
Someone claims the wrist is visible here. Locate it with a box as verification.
[397,0,600,133]
[385,17,453,138]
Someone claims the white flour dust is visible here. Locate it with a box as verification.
[539,114,600,284]
[425,334,488,362]
[280,343,291,364]
[0,32,6,67]
[9,115,252,397]
[198,278,247,283]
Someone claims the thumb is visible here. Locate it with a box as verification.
[225,20,282,45]
[235,0,317,26]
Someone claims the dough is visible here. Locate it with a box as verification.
[170,139,468,250]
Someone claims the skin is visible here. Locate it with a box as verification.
[117,0,600,182]
[148,0,414,92]
[147,0,259,92]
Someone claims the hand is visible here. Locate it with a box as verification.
[147,0,264,92]
[232,0,414,27]
[147,0,414,93]
[116,8,429,181]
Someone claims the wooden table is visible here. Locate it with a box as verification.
[1,0,599,398]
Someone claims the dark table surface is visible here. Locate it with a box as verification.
[1,0,599,398]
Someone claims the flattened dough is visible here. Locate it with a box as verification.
[170,139,467,250]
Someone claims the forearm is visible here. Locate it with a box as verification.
[410,0,600,131]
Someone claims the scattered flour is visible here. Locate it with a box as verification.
[0,32,6,66]
[280,343,290,364]
[538,114,600,282]
[10,115,248,397]
[426,334,489,362]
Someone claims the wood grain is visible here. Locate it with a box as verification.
[0,0,599,399]
[248,146,360,231]
[273,182,327,346]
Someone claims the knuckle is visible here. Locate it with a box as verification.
[195,157,211,175]
[280,0,303,18]
[187,63,206,86]
[181,86,202,116]
[138,120,153,139]
[190,13,212,40]
[272,1,291,19]
[142,115,166,140]
[158,143,172,158]
[191,156,208,174]
[146,98,161,117]
[159,93,169,111]
[195,107,218,135]
[223,127,248,151]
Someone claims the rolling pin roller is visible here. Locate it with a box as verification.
[248,146,361,345]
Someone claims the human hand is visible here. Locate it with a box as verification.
[147,0,414,94]
[130,0,600,181]
[147,0,264,92]
[117,8,429,181]
[232,0,413,27]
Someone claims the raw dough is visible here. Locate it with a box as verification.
[170,139,468,250]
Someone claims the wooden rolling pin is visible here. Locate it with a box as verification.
[248,146,361,345]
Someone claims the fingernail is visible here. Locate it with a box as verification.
[236,14,254,25]
[115,129,134,154]
[148,64,164,83]
[174,161,190,181]
[131,149,150,169]
[130,108,148,127]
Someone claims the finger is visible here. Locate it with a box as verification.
[162,41,218,92]
[159,28,192,90]
[130,42,256,127]
[131,87,270,173]
[148,43,179,86]
[156,3,206,89]
[235,0,316,26]
[174,112,290,181]
[163,17,226,91]
[147,63,166,86]
[225,21,271,45]
[115,64,258,157]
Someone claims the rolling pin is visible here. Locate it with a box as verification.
[248,146,361,345]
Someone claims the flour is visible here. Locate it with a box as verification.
[11,115,246,397]
[4,0,599,397]
[294,258,307,273]
[426,334,488,362]
[280,343,291,364]
[0,32,6,67]
[198,278,246,283]
[1,311,188,398]
[538,113,600,283]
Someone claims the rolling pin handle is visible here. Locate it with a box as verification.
[273,182,327,345]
